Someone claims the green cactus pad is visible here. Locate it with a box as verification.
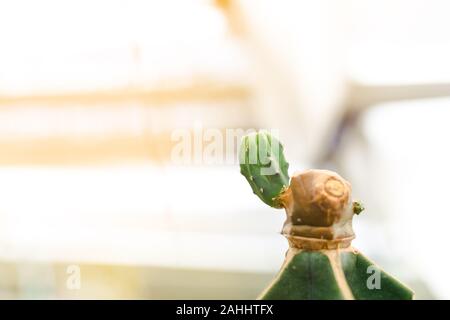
[239,131,289,208]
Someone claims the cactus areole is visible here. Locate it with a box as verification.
[239,131,414,300]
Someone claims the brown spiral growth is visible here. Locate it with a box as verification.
[278,169,358,250]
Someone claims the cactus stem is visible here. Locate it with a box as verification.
[323,250,355,300]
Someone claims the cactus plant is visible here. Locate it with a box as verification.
[239,131,414,300]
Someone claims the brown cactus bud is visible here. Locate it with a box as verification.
[279,169,356,250]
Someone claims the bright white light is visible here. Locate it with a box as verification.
[0,165,285,272]
[0,0,246,94]
[362,98,450,299]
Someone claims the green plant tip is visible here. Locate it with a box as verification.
[353,201,365,215]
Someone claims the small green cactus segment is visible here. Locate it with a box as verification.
[239,131,289,208]
[353,201,365,215]
[259,250,414,300]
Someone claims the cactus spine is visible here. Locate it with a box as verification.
[239,131,289,208]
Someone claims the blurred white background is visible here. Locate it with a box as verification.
[0,0,450,299]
